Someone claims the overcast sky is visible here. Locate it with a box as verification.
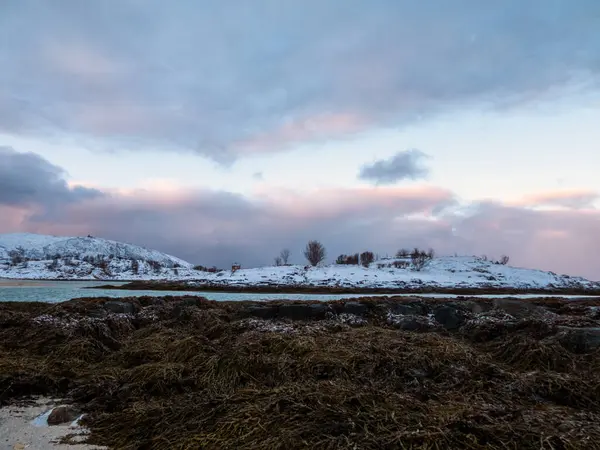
[1,0,599,279]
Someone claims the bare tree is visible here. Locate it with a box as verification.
[274,256,283,266]
[360,251,375,268]
[303,240,326,266]
[280,249,291,265]
[396,248,409,258]
[499,255,510,265]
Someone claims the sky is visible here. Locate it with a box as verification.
[1,0,600,279]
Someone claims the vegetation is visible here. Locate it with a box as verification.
[360,251,375,267]
[0,296,599,449]
[303,240,326,266]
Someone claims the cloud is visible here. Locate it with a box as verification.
[1,1,599,160]
[358,149,429,184]
[0,146,103,208]
[1,150,599,279]
[517,189,599,209]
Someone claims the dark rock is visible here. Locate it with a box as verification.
[433,305,466,330]
[308,303,330,319]
[47,405,81,425]
[342,302,368,316]
[87,308,108,319]
[278,304,326,320]
[389,303,426,316]
[558,327,600,353]
[393,315,433,331]
[492,299,543,319]
[180,297,206,307]
[246,306,278,320]
[104,301,136,315]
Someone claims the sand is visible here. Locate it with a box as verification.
[0,398,105,450]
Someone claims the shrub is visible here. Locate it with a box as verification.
[47,258,60,270]
[131,260,139,274]
[396,248,410,258]
[499,255,510,265]
[336,253,359,265]
[147,260,162,274]
[280,249,291,265]
[8,247,26,266]
[393,261,410,269]
[274,256,283,267]
[304,240,326,266]
[410,248,432,271]
[360,251,375,268]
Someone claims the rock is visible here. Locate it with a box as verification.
[180,297,206,307]
[47,405,80,425]
[104,301,136,315]
[393,315,433,331]
[87,307,108,319]
[342,302,368,316]
[308,303,330,319]
[433,305,466,330]
[492,299,543,319]
[246,306,278,320]
[557,327,600,353]
[278,304,327,320]
[388,303,426,316]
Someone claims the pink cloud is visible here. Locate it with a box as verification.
[235,112,367,154]
[514,189,599,209]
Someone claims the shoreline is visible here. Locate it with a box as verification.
[87,280,600,297]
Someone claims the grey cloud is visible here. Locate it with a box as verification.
[1,1,599,160]
[359,149,429,184]
[5,183,599,279]
[0,146,103,208]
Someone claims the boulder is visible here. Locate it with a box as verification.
[433,305,466,330]
[47,405,81,426]
[104,300,136,315]
[342,302,368,316]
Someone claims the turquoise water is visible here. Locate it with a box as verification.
[0,280,384,303]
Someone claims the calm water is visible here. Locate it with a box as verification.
[0,280,387,303]
[0,280,598,303]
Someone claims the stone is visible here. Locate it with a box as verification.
[278,304,316,320]
[492,299,542,319]
[433,305,466,330]
[104,301,136,315]
[394,315,431,331]
[342,302,368,316]
[87,308,108,319]
[47,405,80,426]
[389,303,426,316]
[246,306,278,320]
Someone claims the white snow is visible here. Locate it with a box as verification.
[185,256,599,291]
[0,233,598,291]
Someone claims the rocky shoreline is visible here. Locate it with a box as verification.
[1,295,600,448]
[89,280,600,296]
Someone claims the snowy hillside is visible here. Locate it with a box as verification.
[1,233,598,291]
[0,233,193,280]
[184,256,600,291]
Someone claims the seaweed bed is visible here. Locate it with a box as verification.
[1,295,600,449]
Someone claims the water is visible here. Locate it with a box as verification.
[0,280,386,303]
[1,280,598,303]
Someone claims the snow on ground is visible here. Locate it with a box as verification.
[185,256,599,291]
[0,233,598,290]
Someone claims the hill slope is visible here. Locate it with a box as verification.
[0,233,192,280]
[1,233,598,291]
[184,256,600,291]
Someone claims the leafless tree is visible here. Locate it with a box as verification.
[303,240,326,266]
[360,251,375,268]
[499,255,510,265]
[396,248,409,258]
[280,249,291,265]
[274,256,283,266]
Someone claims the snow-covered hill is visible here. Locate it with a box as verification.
[0,233,193,280]
[1,233,598,291]
[184,256,600,291]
